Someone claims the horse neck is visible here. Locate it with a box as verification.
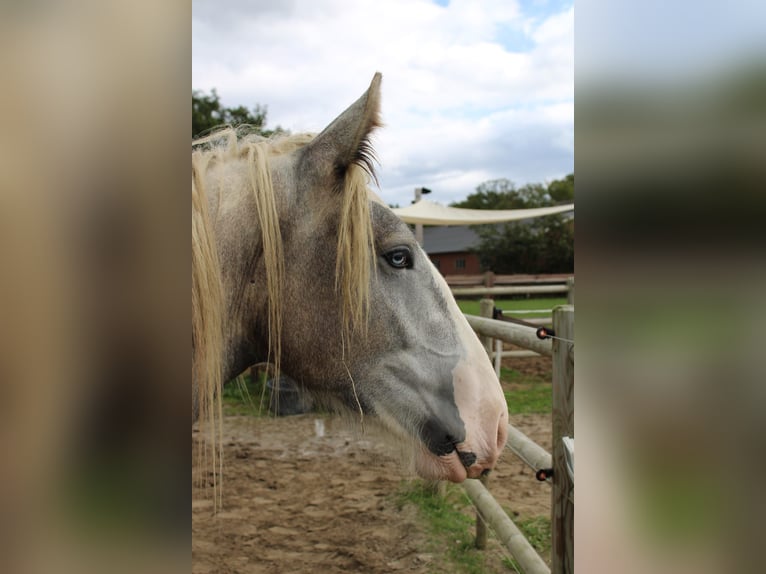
[210,176,274,382]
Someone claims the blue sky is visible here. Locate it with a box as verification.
[193,0,573,207]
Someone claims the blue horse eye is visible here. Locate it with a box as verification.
[385,248,413,269]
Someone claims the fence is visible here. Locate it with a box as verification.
[461,300,574,574]
[455,275,573,370]
[447,273,574,300]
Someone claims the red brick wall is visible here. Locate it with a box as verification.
[428,252,482,276]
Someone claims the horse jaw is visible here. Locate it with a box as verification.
[370,340,509,483]
[371,407,470,483]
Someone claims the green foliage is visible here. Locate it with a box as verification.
[547,173,574,203]
[476,215,574,274]
[451,175,574,274]
[192,88,285,139]
[453,179,552,210]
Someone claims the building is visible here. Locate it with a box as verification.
[422,226,482,275]
[417,206,574,276]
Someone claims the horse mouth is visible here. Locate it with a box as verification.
[413,443,489,483]
[369,403,499,482]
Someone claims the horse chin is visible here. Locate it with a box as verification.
[414,445,469,483]
[370,406,482,483]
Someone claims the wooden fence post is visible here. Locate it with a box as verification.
[551,306,574,574]
[474,298,496,549]
[566,278,574,305]
[479,298,495,354]
[494,338,503,378]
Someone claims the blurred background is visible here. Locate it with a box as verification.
[576,1,766,573]
[0,2,189,573]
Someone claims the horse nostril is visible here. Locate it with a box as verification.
[420,419,465,456]
[456,450,477,469]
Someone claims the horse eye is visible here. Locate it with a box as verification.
[384,247,413,269]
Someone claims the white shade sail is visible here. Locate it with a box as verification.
[391,199,574,225]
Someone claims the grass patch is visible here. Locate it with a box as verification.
[395,481,551,573]
[457,297,567,318]
[395,480,491,574]
[502,516,552,571]
[222,371,270,416]
[516,516,551,557]
[503,384,552,415]
[499,366,548,385]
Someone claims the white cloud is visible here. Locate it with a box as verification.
[193,0,573,206]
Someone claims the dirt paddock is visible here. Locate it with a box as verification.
[193,353,552,573]
[192,407,551,574]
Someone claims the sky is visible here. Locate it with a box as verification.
[576,0,766,83]
[192,0,573,207]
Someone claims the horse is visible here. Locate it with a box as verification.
[192,73,508,494]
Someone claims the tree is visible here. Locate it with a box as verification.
[547,173,574,203]
[452,179,551,210]
[192,89,285,139]
[451,178,560,210]
[452,175,574,274]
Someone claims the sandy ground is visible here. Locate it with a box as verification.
[192,357,552,573]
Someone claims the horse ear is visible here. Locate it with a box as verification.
[303,72,382,187]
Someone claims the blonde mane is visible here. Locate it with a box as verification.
[191,127,375,504]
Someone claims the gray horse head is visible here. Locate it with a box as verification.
[192,73,508,482]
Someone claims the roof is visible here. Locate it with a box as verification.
[392,199,574,225]
[422,226,481,254]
